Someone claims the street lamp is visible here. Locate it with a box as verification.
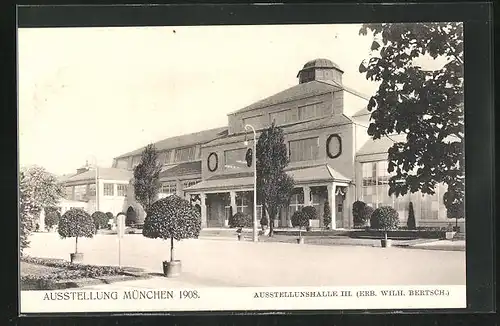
[244,124,258,242]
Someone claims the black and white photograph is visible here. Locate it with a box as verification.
[18,21,468,313]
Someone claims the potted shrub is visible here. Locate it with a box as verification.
[323,201,332,230]
[58,208,96,263]
[303,206,318,229]
[371,206,399,247]
[91,211,108,234]
[352,200,366,228]
[142,195,201,278]
[229,212,252,240]
[445,223,456,239]
[407,202,416,230]
[291,210,308,244]
[44,207,60,232]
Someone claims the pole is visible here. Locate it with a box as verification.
[119,231,121,268]
[245,124,258,242]
[95,166,99,212]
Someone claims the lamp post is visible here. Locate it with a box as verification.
[244,124,258,242]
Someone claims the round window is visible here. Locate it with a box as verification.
[207,152,218,172]
[326,134,342,159]
[245,148,253,167]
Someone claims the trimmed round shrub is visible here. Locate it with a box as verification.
[58,208,95,253]
[142,195,201,241]
[302,206,318,220]
[353,200,367,227]
[370,206,399,231]
[105,211,114,220]
[44,207,61,230]
[229,212,252,229]
[291,210,309,229]
[323,201,332,229]
[125,206,137,226]
[91,211,108,230]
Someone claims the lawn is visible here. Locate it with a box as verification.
[20,256,150,290]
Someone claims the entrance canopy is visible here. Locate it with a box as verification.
[184,164,350,193]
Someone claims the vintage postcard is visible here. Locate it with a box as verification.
[18,22,466,313]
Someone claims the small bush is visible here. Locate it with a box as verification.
[323,201,332,229]
[407,201,416,230]
[91,211,108,230]
[44,207,61,230]
[229,212,252,229]
[371,206,399,231]
[363,206,375,226]
[302,206,318,220]
[105,212,114,220]
[291,210,309,229]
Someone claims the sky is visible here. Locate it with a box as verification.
[18,24,383,175]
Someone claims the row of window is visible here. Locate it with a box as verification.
[65,183,127,200]
[222,136,341,171]
[241,101,326,130]
[116,146,200,170]
[159,180,202,195]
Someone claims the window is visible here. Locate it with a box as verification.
[74,185,87,201]
[174,146,196,163]
[132,156,141,168]
[289,190,304,215]
[115,159,128,169]
[103,183,114,196]
[243,115,263,129]
[160,182,177,196]
[298,102,323,120]
[117,184,127,197]
[289,137,319,162]
[270,109,297,125]
[65,186,73,199]
[224,148,248,171]
[88,184,96,196]
[236,192,251,215]
[183,179,201,189]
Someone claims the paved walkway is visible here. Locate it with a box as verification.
[24,233,466,288]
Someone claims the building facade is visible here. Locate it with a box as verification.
[58,58,457,231]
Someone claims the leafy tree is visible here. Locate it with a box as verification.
[58,208,96,255]
[229,212,252,232]
[142,195,201,263]
[323,201,332,229]
[302,206,318,220]
[371,206,400,240]
[291,210,309,238]
[19,166,64,254]
[133,144,162,213]
[407,201,416,230]
[91,211,108,230]
[256,122,295,236]
[44,207,61,230]
[359,23,464,221]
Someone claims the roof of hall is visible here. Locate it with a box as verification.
[356,134,408,156]
[231,79,369,115]
[115,127,228,159]
[63,168,132,184]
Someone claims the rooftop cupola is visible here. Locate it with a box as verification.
[297,58,344,84]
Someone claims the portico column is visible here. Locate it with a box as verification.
[303,186,311,206]
[200,193,207,228]
[39,208,45,232]
[230,191,237,218]
[327,183,336,229]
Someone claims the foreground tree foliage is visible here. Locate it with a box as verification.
[58,208,96,254]
[142,195,201,262]
[256,122,295,236]
[133,144,162,213]
[359,23,464,219]
[19,166,64,255]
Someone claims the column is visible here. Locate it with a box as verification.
[327,183,336,229]
[39,208,45,232]
[200,193,207,228]
[303,186,311,206]
[230,191,237,217]
[176,179,183,197]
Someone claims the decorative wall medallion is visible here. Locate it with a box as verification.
[207,152,218,172]
[245,148,253,167]
[326,134,342,159]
